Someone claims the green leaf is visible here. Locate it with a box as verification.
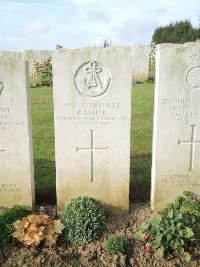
[174,212,182,221]
[168,209,174,219]
[141,221,150,232]
[133,231,143,241]
[182,201,197,212]
[173,197,181,209]
[150,240,160,249]
[166,234,172,241]
[178,229,183,238]
[141,216,162,232]
[184,227,194,238]
[155,233,162,242]
[194,211,200,217]
[170,238,178,249]
[175,246,184,254]
[176,223,182,228]
[183,191,199,200]
[182,252,191,262]
[157,246,164,257]
[178,238,184,246]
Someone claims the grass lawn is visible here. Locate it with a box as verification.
[31,83,154,204]
[131,83,154,184]
[31,87,56,204]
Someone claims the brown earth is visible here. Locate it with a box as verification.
[0,184,200,267]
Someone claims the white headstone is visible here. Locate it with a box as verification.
[0,51,20,60]
[53,48,132,214]
[185,42,200,47]
[157,43,185,51]
[0,51,15,58]
[21,50,53,76]
[40,50,53,60]
[0,57,34,209]
[151,46,200,210]
[131,45,150,82]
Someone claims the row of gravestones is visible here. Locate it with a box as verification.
[1,42,198,81]
[0,50,53,77]
[0,45,151,82]
[0,44,200,215]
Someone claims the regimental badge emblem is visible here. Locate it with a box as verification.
[0,81,4,97]
[74,61,111,97]
[183,52,200,91]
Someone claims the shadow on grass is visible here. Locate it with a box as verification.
[130,153,151,203]
[34,158,56,205]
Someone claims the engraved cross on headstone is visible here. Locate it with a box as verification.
[76,130,109,182]
[178,125,200,171]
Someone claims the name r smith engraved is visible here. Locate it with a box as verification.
[56,102,128,126]
[65,102,120,116]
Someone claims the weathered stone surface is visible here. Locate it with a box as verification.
[0,51,16,59]
[0,50,53,76]
[185,42,200,47]
[53,48,132,214]
[0,57,34,209]
[131,45,150,82]
[73,45,150,82]
[21,50,53,76]
[156,43,185,51]
[151,46,200,210]
[0,51,21,60]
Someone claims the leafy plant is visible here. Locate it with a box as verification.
[134,191,200,262]
[61,196,106,245]
[13,214,64,247]
[0,206,31,245]
[104,235,128,254]
[33,57,52,87]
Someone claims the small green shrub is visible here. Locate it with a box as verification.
[134,191,200,262]
[104,235,129,254]
[0,206,31,245]
[30,83,38,88]
[61,196,106,245]
[33,57,52,87]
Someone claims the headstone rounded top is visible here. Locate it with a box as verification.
[74,61,111,97]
